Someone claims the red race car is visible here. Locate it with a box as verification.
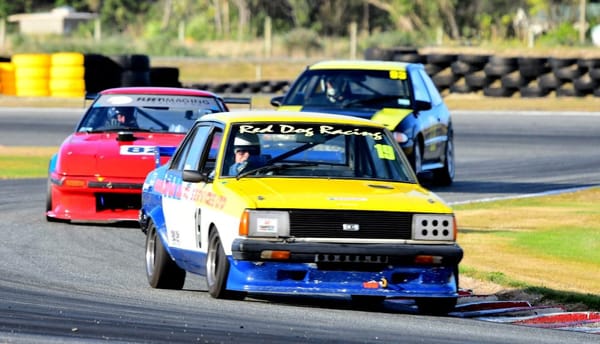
[46,87,247,223]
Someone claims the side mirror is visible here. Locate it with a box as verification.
[182,170,210,183]
[414,100,432,112]
[270,96,284,107]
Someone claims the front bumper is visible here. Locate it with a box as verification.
[227,239,462,298]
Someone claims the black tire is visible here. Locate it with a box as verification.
[538,73,562,90]
[426,53,457,66]
[145,222,186,289]
[121,70,150,87]
[206,229,246,300]
[464,71,491,89]
[519,85,550,98]
[433,133,455,186]
[589,68,600,81]
[457,54,489,67]
[483,86,516,97]
[483,63,517,77]
[432,72,457,88]
[416,297,457,315]
[553,65,585,81]
[573,75,597,93]
[548,57,577,69]
[501,72,529,89]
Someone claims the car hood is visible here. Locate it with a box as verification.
[55,132,184,178]
[220,178,451,213]
[278,105,413,131]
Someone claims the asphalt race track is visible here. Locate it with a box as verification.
[0,108,599,343]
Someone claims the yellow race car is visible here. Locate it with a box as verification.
[140,110,462,314]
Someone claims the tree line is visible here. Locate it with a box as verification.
[1,0,598,47]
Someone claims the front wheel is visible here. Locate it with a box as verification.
[145,222,186,289]
[206,229,246,300]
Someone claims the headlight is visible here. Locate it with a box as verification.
[393,131,409,144]
[412,214,456,241]
[239,210,290,238]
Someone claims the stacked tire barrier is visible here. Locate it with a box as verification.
[2,50,597,98]
[0,53,183,97]
[49,52,86,98]
[364,47,600,98]
[12,53,51,97]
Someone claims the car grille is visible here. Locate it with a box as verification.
[288,209,412,239]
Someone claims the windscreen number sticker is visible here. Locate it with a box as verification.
[389,70,407,80]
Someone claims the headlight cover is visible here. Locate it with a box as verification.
[412,214,456,241]
[246,210,290,238]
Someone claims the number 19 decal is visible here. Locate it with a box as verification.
[374,144,395,160]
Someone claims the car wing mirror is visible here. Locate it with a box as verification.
[270,96,283,107]
[414,100,432,112]
[183,170,210,183]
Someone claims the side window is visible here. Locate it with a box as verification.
[199,128,223,175]
[410,69,431,103]
[171,125,212,171]
[418,69,443,106]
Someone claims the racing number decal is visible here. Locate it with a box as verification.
[374,144,395,160]
[119,145,156,155]
[389,70,407,80]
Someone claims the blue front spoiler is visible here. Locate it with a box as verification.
[226,259,458,299]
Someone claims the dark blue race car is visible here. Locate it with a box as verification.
[271,60,454,186]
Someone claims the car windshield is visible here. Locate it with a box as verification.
[221,122,415,182]
[77,94,225,133]
[282,69,412,109]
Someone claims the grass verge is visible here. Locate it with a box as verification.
[455,187,600,311]
[0,146,56,179]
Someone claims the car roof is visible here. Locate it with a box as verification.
[307,59,415,71]
[202,110,386,128]
[99,87,219,97]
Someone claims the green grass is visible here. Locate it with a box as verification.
[508,227,600,264]
[0,152,54,179]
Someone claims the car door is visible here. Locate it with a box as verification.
[161,124,223,264]
[409,67,445,163]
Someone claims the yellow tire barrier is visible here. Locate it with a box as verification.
[12,53,51,67]
[49,52,86,98]
[50,65,85,79]
[16,88,50,97]
[49,78,85,92]
[51,52,84,66]
[15,66,50,79]
[9,52,87,97]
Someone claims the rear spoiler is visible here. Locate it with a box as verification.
[84,92,251,109]
[223,96,252,109]
[154,146,177,168]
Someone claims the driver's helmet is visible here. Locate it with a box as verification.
[324,77,345,103]
[108,107,136,126]
[233,132,260,155]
